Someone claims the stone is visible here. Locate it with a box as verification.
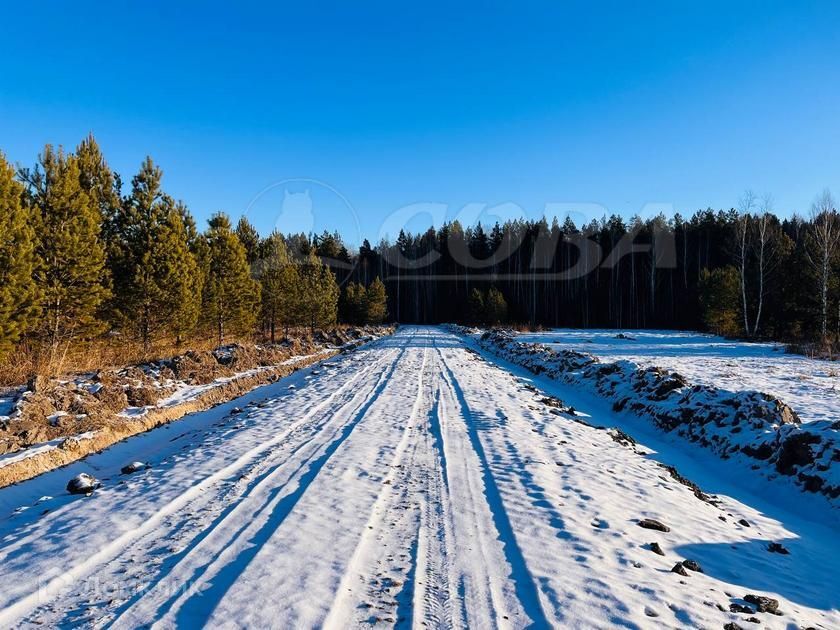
[671,562,688,576]
[682,559,703,572]
[729,603,754,614]
[638,518,670,532]
[767,542,790,554]
[648,542,665,556]
[66,473,100,495]
[743,594,779,614]
[121,461,149,475]
[27,374,47,393]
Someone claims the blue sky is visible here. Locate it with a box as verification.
[2,1,839,245]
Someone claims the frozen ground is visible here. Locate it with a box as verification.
[0,327,837,629]
[516,329,840,425]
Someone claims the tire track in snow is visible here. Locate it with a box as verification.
[109,342,410,628]
[322,343,432,627]
[197,330,433,627]
[3,340,401,628]
[436,344,551,629]
[410,345,456,630]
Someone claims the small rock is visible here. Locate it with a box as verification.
[66,473,100,495]
[729,603,754,614]
[682,559,703,573]
[724,624,745,630]
[648,542,665,556]
[738,518,750,527]
[745,618,760,624]
[743,594,779,614]
[767,542,790,555]
[671,562,689,576]
[638,518,670,532]
[121,462,149,475]
[27,374,47,393]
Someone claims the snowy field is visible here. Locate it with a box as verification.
[516,329,840,425]
[0,327,837,629]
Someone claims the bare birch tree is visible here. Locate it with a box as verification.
[805,189,840,338]
[750,194,787,336]
[735,190,756,335]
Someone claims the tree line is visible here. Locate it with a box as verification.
[0,136,388,372]
[325,194,838,346]
[3,134,840,372]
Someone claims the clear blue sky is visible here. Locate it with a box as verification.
[2,1,839,245]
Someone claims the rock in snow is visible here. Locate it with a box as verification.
[121,461,149,474]
[743,594,780,614]
[638,518,670,532]
[767,541,790,554]
[682,559,703,572]
[66,473,100,495]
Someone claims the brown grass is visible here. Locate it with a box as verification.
[0,327,328,387]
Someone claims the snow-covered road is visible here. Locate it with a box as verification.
[0,327,837,629]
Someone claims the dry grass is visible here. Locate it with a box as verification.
[0,328,327,387]
[502,322,547,333]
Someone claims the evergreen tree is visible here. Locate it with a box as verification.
[256,232,300,341]
[76,133,121,223]
[364,277,388,324]
[204,213,261,344]
[299,251,338,331]
[107,158,201,350]
[485,287,508,325]
[340,282,366,324]
[0,153,39,359]
[468,288,485,325]
[698,266,741,336]
[19,146,109,362]
[235,216,261,266]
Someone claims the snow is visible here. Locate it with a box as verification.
[0,387,21,422]
[470,328,840,502]
[516,329,839,425]
[0,327,836,629]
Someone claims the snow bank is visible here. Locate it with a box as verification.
[452,326,840,502]
[516,328,839,426]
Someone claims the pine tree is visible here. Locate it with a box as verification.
[340,282,365,324]
[0,153,39,359]
[364,277,388,324]
[204,213,261,345]
[76,133,121,223]
[256,232,300,342]
[108,158,201,350]
[468,288,485,325]
[235,216,261,266]
[698,266,740,336]
[485,287,508,325]
[19,145,110,363]
[299,251,338,331]
[315,261,340,329]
